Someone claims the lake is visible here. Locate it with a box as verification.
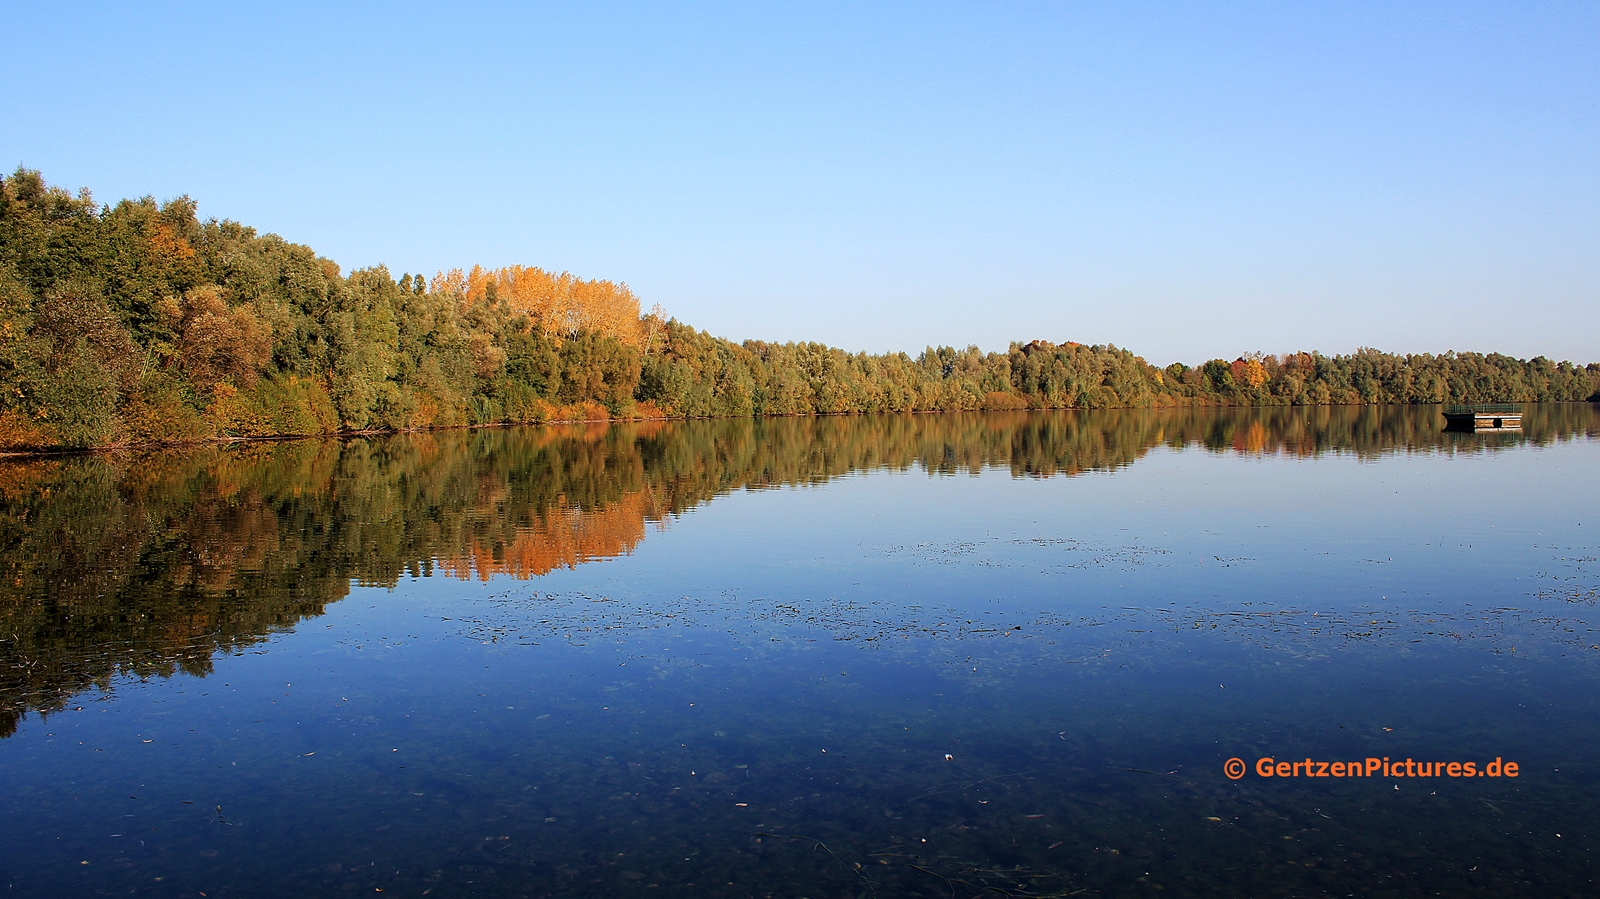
[2,404,1598,898]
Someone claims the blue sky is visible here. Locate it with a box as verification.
[5,2,1596,364]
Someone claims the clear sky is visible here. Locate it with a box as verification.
[5,1,1596,365]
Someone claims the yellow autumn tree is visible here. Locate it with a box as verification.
[1231,356,1268,389]
[435,265,643,348]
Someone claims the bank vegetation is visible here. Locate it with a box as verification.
[4,169,1596,451]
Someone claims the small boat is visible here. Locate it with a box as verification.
[1443,404,1521,432]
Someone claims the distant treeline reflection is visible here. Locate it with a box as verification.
[3,403,1597,735]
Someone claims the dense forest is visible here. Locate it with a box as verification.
[3,168,1596,451]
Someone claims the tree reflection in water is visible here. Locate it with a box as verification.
[3,403,1596,736]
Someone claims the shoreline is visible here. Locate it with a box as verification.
[4,399,1594,460]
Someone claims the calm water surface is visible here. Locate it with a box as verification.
[2,406,1598,897]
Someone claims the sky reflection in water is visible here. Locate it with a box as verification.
[1,405,1598,897]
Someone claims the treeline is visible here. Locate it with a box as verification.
[2,169,1596,450]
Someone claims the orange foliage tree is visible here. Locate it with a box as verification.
[433,265,643,348]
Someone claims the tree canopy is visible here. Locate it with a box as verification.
[2,169,1595,451]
